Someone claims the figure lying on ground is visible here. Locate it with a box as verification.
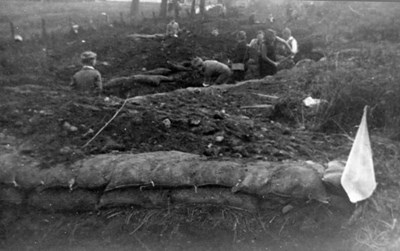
[191,57,232,87]
[70,51,103,95]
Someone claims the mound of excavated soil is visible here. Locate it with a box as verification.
[0,78,349,167]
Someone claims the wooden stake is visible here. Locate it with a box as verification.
[240,104,274,109]
[152,11,157,24]
[104,14,110,25]
[41,18,48,42]
[9,21,15,40]
[120,12,125,25]
[251,93,279,100]
[50,31,56,49]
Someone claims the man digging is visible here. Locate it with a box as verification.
[191,57,232,87]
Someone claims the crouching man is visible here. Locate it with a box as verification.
[191,57,232,87]
[70,51,103,95]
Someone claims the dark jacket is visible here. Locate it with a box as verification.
[70,65,102,94]
[232,40,250,64]
[259,40,277,77]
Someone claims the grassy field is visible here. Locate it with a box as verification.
[0,0,160,39]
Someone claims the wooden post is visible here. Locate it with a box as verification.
[50,31,56,49]
[41,18,48,42]
[120,12,125,25]
[104,13,110,25]
[152,11,157,24]
[9,21,15,40]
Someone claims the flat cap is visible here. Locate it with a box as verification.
[80,51,97,60]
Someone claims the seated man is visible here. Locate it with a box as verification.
[166,18,180,37]
[191,57,232,87]
[70,51,102,95]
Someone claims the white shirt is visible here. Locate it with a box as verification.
[287,36,298,54]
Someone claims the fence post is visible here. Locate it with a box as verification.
[120,12,125,25]
[50,31,56,49]
[41,18,48,43]
[104,13,110,25]
[9,21,15,41]
[152,11,157,25]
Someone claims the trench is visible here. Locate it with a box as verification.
[0,21,355,250]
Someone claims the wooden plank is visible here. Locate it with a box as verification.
[252,93,279,100]
[240,105,274,109]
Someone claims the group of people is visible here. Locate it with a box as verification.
[70,23,298,94]
[247,27,298,79]
[191,27,298,87]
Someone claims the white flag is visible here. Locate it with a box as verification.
[341,106,377,203]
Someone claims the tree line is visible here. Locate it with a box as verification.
[131,0,207,19]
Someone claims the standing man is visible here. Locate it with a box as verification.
[259,30,279,77]
[247,30,265,78]
[70,51,103,95]
[231,31,249,82]
[278,27,298,55]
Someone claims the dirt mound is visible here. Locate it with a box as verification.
[0,79,349,168]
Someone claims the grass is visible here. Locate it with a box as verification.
[274,39,400,138]
[2,203,351,250]
[0,0,160,39]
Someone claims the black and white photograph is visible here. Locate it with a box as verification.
[0,0,399,250]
